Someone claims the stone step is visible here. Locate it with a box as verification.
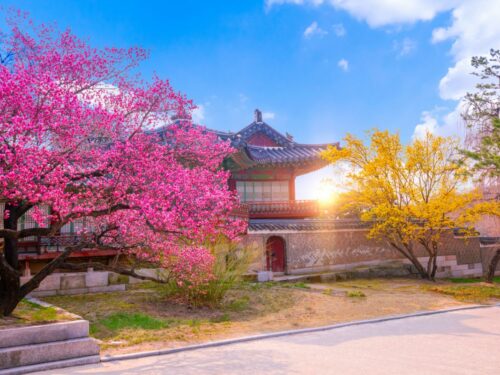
[0,337,99,370]
[0,354,100,375]
[0,320,89,349]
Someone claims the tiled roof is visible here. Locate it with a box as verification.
[215,121,338,168]
[147,119,339,169]
[248,219,371,232]
[232,122,293,147]
[478,237,500,246]
[246,144,332,165]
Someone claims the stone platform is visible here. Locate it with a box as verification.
[0,320,99,374]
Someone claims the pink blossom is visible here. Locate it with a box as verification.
[0,12,246,285]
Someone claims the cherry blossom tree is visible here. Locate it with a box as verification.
[0,12,245,316]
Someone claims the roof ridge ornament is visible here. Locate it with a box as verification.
[254,108,263,123]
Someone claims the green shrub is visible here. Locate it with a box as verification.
[165,239,257,307]
[346,290,366,298]
[225,296,250,312]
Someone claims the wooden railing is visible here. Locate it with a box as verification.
[230,204,250,220]
[19,234,83,254]
[247,200,320,219]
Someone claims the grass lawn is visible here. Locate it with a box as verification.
[422,277,500,302]
[0,299,76,329]
[448,276,500,284]
[40,277,499,356]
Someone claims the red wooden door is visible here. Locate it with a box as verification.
[266,236,285,272]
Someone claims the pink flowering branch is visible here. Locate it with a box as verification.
[0,11,246,316]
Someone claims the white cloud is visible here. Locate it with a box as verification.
[338,58,349,72]
[416,0,500,138]
[191,104,205,123]
[393,37,417,57]
[267,0,457,27]
[304,21,328,38]
[413,111,439,140]
[268,0,498,140]
[438,58,477,101]
[433,0,500,101]
[262,112,276,120]
[332,23,346,37]
[413,102,466,141]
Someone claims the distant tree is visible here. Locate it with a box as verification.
[322,130,478,281]
[461,48,500,283]
[462,49,500,176]
[0,13,244,316]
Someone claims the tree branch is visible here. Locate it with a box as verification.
[19,243,86,297]
[0,229,18,239]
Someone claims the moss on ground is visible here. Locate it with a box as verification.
[422,284,500,303]
[449,277,500,284]
[0,299,74,329]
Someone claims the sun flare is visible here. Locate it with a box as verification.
[315,178,338,205]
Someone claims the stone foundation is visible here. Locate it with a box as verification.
[21,271,126,297]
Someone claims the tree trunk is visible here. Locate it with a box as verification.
[430,254,438,280]
[485,249,500,284]
[426,253,438,281]
[0,206,22,317]
[388,241,430,280]
[0,267,21,317]
[412,257,431,280]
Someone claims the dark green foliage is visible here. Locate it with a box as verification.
[461,49,500,177]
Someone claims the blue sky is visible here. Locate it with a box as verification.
[1,0,498,198]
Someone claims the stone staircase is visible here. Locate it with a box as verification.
[0,320,99,374]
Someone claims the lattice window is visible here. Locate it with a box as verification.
[235,181,289,202]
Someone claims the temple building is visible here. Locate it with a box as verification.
[4,109,497,281]
[209,109,339,273]
[205,110,493,277]
[215,109,338,219]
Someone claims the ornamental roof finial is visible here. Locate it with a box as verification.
[254,108,263,123]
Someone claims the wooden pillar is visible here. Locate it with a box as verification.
[289,173,296,201]
[23,260,31,277]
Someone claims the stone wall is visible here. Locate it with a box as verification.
[245,229,491,278]
[20,268,163,297]
[480,246,500,273]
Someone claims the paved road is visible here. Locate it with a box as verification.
[39,306,500,375]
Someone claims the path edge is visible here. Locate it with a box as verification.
[101,303,499,363]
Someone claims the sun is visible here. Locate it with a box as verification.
[315,178,338,205]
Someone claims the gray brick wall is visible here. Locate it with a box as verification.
[246,229,484,275]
